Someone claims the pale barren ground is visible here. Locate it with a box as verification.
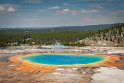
[0,47,124,83]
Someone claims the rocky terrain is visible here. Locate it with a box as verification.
[0,61,96,83]
[1,61,124,83]
[91,67,124,83]
[0,46,124,83]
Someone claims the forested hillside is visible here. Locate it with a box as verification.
[79,23,124,47]
[0,23,123,47]
[0,31,94,47]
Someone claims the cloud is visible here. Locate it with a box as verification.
[7,7,16,12]
[0,6,5,12]
[70,10,79,15]
[48,6,60,10]
[81,9,98,13]
[0,5,17,13]
[62,9,70,12]
[55,8,98,15]
[56,9,70,14]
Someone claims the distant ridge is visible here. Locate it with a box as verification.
[0,24,112,32]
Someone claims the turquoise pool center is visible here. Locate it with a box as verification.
[22,54,105,65]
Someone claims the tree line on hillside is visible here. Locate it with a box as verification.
[0,23,123,47]
[79,23,124,46]
[0,31,97,47]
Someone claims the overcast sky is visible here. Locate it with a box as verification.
[0,0,124,28]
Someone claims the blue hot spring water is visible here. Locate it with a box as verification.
[22,54,105,65]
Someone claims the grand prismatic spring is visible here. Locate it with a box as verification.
[21,54,106,66]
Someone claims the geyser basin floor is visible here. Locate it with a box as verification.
[21,54,106,66]
[10,53,121,73]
